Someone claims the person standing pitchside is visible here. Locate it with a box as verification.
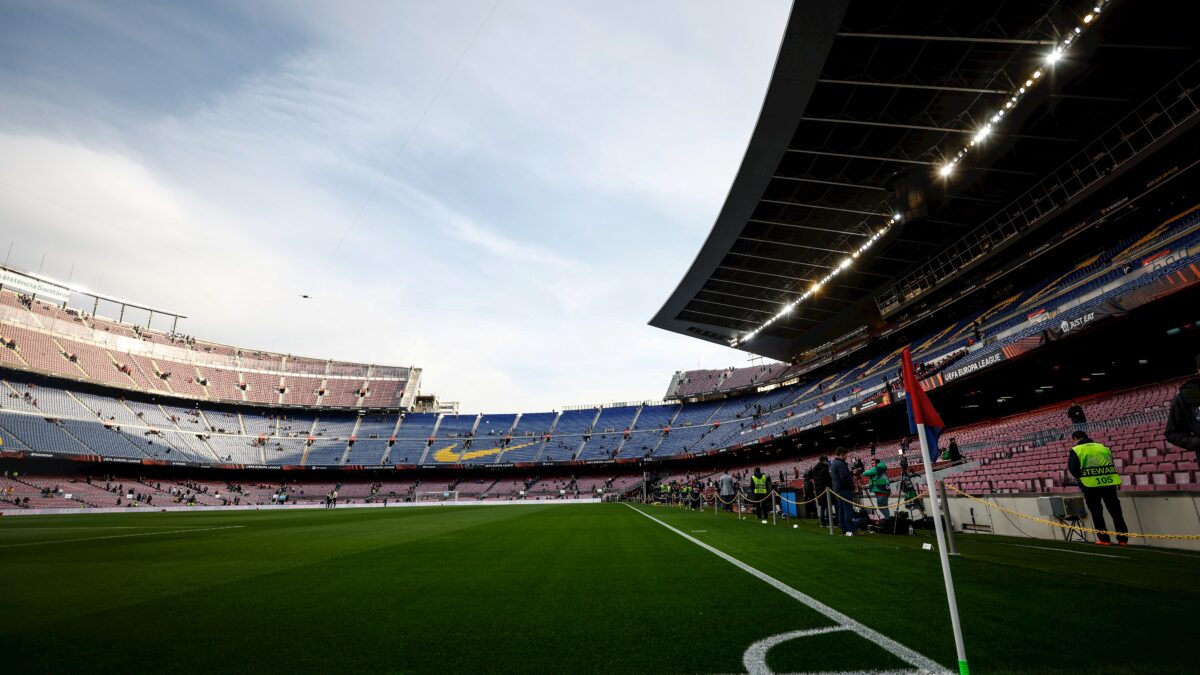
[1068,430,1128,546]
[750,468,771,520]
[830,448,856,536]
[717,470,735,512]
[1165,354,1200,461]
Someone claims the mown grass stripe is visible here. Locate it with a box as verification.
[626,504,949,674]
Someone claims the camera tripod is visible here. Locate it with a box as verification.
[891,457,925,535]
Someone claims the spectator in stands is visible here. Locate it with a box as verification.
[830,449,856,535]
[864,458,891,518]
[1165,355,1200,459]
[1067,401,1087,428]
[944,438,963,463]
[1067,430,1128,547]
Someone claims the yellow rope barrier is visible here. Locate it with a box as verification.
[946,483,1200,541]
[776,491,826,506]
[825,488,929,510]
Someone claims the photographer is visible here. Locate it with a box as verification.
[850,456,866,494]
[863,458,891,518]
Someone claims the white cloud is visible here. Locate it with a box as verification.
[0,1,788,411]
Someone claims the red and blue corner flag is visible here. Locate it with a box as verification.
[901,346,944,462]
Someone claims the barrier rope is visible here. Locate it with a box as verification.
[825,488,929,510]
[776,491,827,506]
[946,483,1200,541]
[706,487,925,509]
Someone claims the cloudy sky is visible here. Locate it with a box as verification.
[0,0,791,411]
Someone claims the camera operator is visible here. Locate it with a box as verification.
[863,457,891,518]
[850,456,866,494]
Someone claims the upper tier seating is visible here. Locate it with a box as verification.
[0,290,410,409]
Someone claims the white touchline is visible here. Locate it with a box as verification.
[993,542,1127,559]
[625,505,949,675]
[0,525,245,548]
[0,526,153,530]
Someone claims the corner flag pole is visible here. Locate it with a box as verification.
[917,422,969,674]
[903,344,968,675]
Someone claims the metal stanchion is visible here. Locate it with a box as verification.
[772,492,778,526]
[737,493,743,520]
[938,480,959,555]
[825,490,834,535]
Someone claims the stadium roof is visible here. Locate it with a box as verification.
[651,0,1196,362]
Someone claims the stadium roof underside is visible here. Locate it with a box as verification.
[650,0,1197,363]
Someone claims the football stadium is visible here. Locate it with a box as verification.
[2,1,1199,673]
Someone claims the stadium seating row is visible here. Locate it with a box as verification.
[667,205,1200,399]
[1,369,1193,500]
[0,289,410,408]
[0,470,632,511]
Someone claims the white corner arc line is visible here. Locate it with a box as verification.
[778,670,924,675]
[625,505,949,674]
[0,525,244,548]
[744,626,848,675]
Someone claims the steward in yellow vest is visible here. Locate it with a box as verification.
[1067,431,1129,546]
[750,468,771,520]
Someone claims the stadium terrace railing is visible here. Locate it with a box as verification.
[0,304,408,381]
[561,399,670,412]
[875,62,1200,317]
[958,409,1170,456]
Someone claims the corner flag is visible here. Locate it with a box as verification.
[901,347,943,462]
[902,345,970,674]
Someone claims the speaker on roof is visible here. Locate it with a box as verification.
[886,169,931,224]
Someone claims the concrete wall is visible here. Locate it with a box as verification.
[942,490,1200,552]
[0,497,603,517]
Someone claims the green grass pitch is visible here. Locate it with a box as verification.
[1,502,1196,674]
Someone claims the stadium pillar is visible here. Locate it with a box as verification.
[938,480,958,555]
[825,491,834,535]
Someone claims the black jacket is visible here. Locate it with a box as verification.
[807,462,832,491]
[830,458,853,493]
[1165,378,1200,456]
